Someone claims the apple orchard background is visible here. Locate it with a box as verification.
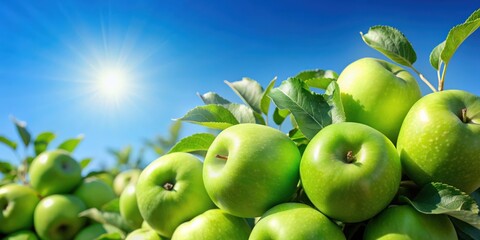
[0,0,479,171]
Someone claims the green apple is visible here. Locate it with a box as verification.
[126,228,164,240]
[301,122,401,223]
[364,205,457,239]
[114,169,141,196]
[203,123,301,218]
[397,90,480,193]
[136,152,215,238]
[120,183,143,229]
[73,224,107,240]
[29,150,82,196]
[337,57,421,143]
[73,177,116,209]
[88,172,115,188]
[3,230,39,240]
[171,209,251,240]
[249,203,346,240]
[34,194,87,240]
[0,184,40,234]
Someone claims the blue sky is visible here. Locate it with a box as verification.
[1,1,479,171]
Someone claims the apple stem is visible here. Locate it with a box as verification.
[163,182,174,191]
[346,150,356,163]
[461,108,469,123]
[216,154,228,161]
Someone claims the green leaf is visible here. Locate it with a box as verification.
[57,135,84,153]
[168,133,216,154]
[225,78,264,113]
[260,77,277,115]
[440,9,480,65]
[95,232,124,240]
[33,132,56,156]
[361,25,417,67]
[198,92,231,105]
[11,117,31,147]
[117,146,132,165]
[101,198,120,213]
[0,161,14,174]
[79,208,133,232]
[269,78,332,140]
[324,81,346,123]
[80,158,92,169]
[273,107,290,126]
[223,103,259,124]
[0,136,17,151]
[429,41,445,71]
[177,105,239,130]
[295,69,338,89]
[402,182,480,229]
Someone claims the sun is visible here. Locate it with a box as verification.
[97,67,128,99]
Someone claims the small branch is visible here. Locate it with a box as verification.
[410,66,437,93]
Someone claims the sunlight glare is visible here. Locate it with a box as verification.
[97,67,128,100]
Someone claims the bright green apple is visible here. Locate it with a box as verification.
[73,224,108,240]
[29,150,82,196]
[120,183,143,229]
[337,57,421,143]
[203,123,301,218]
[114,168,141,196]
[73,177,116,209]
[88,172,115,188]
[301,122,401,223]
[0,184,40,234]
[3,230,39,240]
[364,205,457,239]
[126,228,164,240]
[136,152,215,238]
[397,90,480,193]
[34,194,87,240]
[249,202,346,240]
[171,208,251,240]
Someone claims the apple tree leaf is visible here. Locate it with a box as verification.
[177,104,239,130]
[361,25,417,67]
[0,161,14,174]
[429,41,446,71]
[269,78,332,140]
[197,92,231,105]
[34,132,56,156]
[273,107,290,126]
[223,103,264,125]
[294,69,338,89]
[0,136,17,151]
[168,133,216,154]
[401,182,480,229]
[80,158,92,169]
[101,198,120,213]
[440,9,480,65]
[225,77,264,114]
[324,81,346,123]
[260,77,277,115]
[79,208,134,232]
[57,134,84,153]
[11,117,31,147]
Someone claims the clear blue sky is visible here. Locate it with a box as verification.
[1,0,479,171]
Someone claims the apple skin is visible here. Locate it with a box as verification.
[34,194,87,240]
[73,177,116,209]
[3,230,39,240]
[136,152,215,238]
[397,90,480,193]
[171,209,251,240]
[0,184,40,234]
[73,224,108,240]
[300,122,401,223]
[126,228,164,240]
[364,205,457,240]
[120,183,143,229]
[29,150,82,196]
[114,168,141,196]
[337,57,421,143]
[249,202,346,240]
[203,123,301,218]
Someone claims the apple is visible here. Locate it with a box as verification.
[73,177,116,209]
[337,57,421,143]
[0,184,40,234]
[171,209,251,240]
[34,194,87,240]
[73,224,108,240]
[249,202,346,240]
[3,230,39,240]
[364,205,457,239]
[120,183,143,229]
[397,89,480,193]
[136,152,215,238]
[89,172,115,188]
[29,150,82,196]
[126,228,164,240]
[301,122,401,223]
[114,168,141,196]
[203,123,301,218]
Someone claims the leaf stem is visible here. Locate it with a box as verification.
[410,66,437,93]
[438,62,448,91]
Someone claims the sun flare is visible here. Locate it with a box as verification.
[96,67,128,100]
